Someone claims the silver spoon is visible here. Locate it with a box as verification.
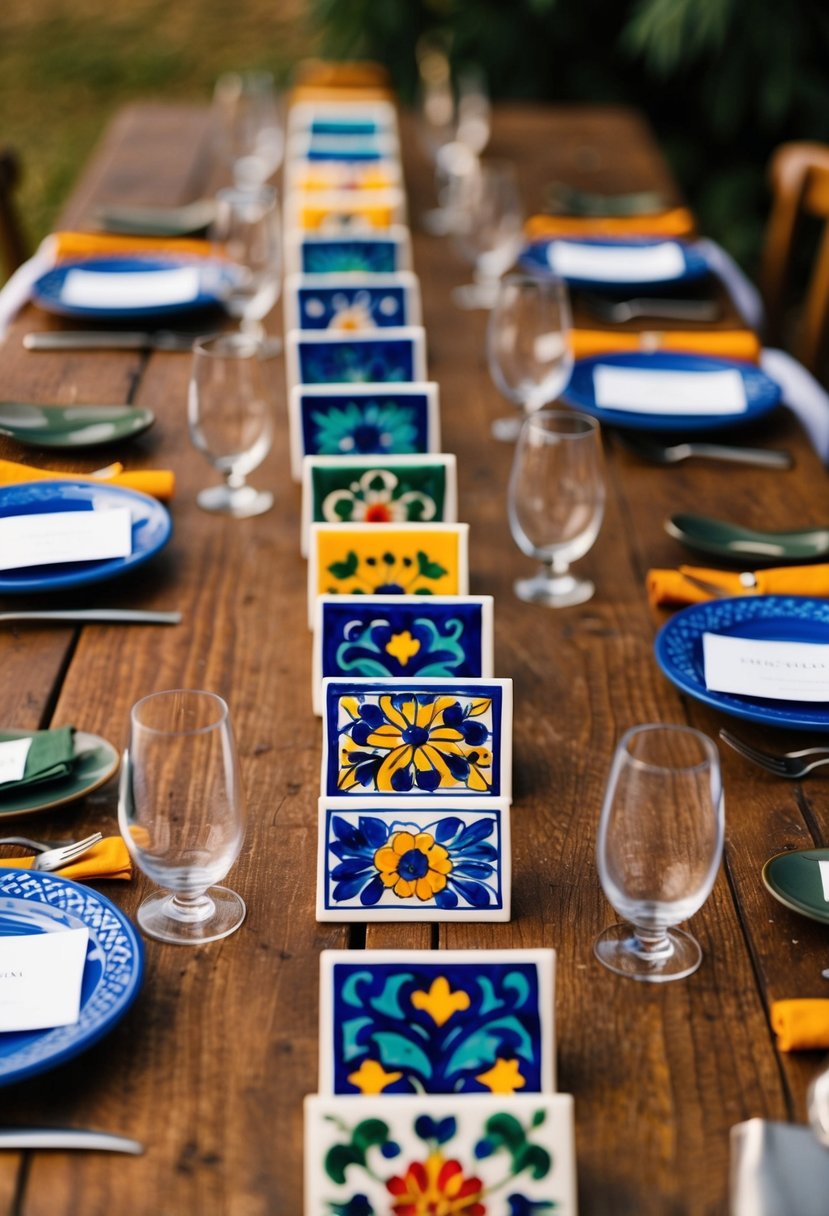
[620,433,793,469]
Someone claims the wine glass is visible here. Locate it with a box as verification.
[507,409,605,607]
[118,689,247,945]
[451,159,524,308]
[487,273,574,441]
[212,70,284,188]
[211,185,282,344]
[188,332,275,517]
[594,724,724,982]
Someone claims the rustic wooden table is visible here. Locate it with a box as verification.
[1,101,828,1216]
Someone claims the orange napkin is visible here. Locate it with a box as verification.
[1,836,132,882]
[570,328,761,363]
[771,1000,829,1051]
[289,59,394,102]
[646,564,829,610]
[48,231,219,263]
[525,208,696,241]
[0,459,175,501]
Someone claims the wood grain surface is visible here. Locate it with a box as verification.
[0,102,827,1216]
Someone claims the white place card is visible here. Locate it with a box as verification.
[61,265,200,309]
[0,927,88,1031]
[0,737,32,785]
[703,633,829,701]
[0,508,132,571]
[548,238,685,282]
[593,366,747,414]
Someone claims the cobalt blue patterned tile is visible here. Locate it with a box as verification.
[284,272,421,331]
[286,326,427,391]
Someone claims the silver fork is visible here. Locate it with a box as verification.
[30,833,103,871]
[719,729,829,778]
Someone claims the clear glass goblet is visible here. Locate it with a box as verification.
[118,689,247,945]
[212,70,284,188]
[188,332,275,517]
[594,724,724,982]
[487,273,574,441]
[450,159,524,308]
[211,185,282,345]
[507,408,605,607]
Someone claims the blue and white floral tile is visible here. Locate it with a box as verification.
[311,594,494,715]
[286,326,428,394]
[308,523,469,629]
[304,1093,576,1215]
[284,226,412,278]
[320,677,512,799]
[300,454,457,557]
[316,797,510,922]
[288,382,441,482]
[284,272,421,333]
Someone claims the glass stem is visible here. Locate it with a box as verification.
[544,555,571,578]
[224,468,247,491]
[631,925,674,959]
[168,892,216,923]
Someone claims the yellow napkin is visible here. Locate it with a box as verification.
[1,836,132,882]
[525,208,696,241]
[646,564,829,611]
[570,328,761,363]
[48,231,219,263]
[0,459,175,501]
[771,1000,829,1051]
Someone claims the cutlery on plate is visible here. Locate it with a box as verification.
[0,1128,143,1154]
[581,293,721,324]
[719,729,829,779]
[0,402,155,448]
[620,434,793,469]
[0,836,72,851]
[91,198,217,237]
[32,833,103,872]
[0,610,181,625]
[24,331,200,353]
[680,572,759,598]
[666,513,829,562]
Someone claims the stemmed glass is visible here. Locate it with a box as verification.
[212,70,284,188]
[188,332,275,517]
[487,273,574,441]
[507,409,605,607]
[451,159,524,308]
[118,689,247,945]
[594,724,724,982]
[211,185,282,345]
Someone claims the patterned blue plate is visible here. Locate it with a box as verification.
[0,869,143,1085]
[655,595,829,730]
[31,255,237,320]
[520,236,709,291]
[0,480,172,594]
[562,351,781,433]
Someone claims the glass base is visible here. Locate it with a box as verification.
[491,414,523,442]
[594,923,702,983]
[197,483,273,518]
[137,886,246,945]
[514,570,595,608]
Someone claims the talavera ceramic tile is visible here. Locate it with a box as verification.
[304,1093,576,1216]
[307,523,469,628]
[283,225,412,277]
[316,797,510,921]
[284,272,421,333]
[283,157,402,197]
[288,382,441,482]
[284,187,407,233]
[311,594,494,715]
[286,326,427,393]
[320,676,512,799]
[286,99,398,140]
[300,454,457,557]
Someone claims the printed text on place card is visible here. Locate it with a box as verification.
[703,633,829,701]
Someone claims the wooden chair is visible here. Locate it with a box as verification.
[760,141,829,377]
[0,147,28,279]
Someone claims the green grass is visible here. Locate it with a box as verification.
[0,0,317,256]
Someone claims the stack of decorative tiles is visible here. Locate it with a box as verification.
[283,63,577,1214]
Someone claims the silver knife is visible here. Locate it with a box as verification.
[0,610,181,625]
[24,331,199,353]
[0,1128,143,1154]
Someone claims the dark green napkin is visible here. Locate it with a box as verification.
[0,726,76,791]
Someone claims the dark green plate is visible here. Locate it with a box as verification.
[762,848,829,925]
[0,731,119,819]
[0,403,155,449]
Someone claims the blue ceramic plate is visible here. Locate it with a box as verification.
[655,595,829,731]
[31,255,237,320]
[519,236,709,291]
[0,480,172,594]
[562,350,781,433]
[0,869,143,1085]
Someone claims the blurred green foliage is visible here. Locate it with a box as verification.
[310,0,829,271]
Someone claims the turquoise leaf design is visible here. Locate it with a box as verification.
[341,970,374,1007]
[503,971,532,1007]
[342,1016,374,1060]
[370,973,413,1019]
[445,1016,534,1075]
[372,1031,433,1077]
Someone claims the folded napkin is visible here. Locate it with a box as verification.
[0,726,75,791]
[49,231,218,263]
[0,459,175,501]
[0,836,132,882]
[646,564,829,611]
[771,999,829,1051]
[571,327,761,363]
[524,208,696,240]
